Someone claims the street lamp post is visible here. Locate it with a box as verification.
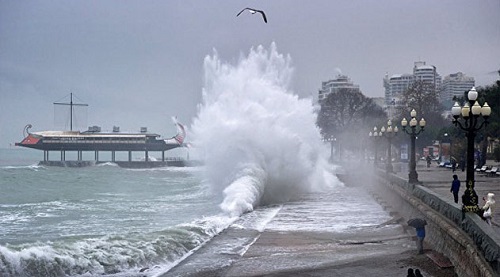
[451,87,491,213]
[379,120,399,173]
[325,135,336,163]
[442,133,449,164]
[369,127,382,165]
[401,109,426,183]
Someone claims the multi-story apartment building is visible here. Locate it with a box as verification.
[413,61,442,89]
[318,74,361,103]
[383,61,442,117]
[383,73,413,106]
[440,72,475,109]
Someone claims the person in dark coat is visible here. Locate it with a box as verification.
[415,268,424,277]
[450,174,461,204]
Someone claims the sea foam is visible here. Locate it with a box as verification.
[191,43,342,217]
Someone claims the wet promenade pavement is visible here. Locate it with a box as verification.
[162,160,500,277]
[165,160,500,276]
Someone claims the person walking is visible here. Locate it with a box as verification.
[415,225,425,254]
[408,218,427,254]
[482,193,496,226]
[450,174,460,204]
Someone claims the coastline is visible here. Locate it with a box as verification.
[163,226,455,277]
[162,182,456,277]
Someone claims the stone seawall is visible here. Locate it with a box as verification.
[374,171,500,277]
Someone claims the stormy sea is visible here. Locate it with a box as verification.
[0,44,397,277]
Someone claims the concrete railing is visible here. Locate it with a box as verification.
[375,171,500,277]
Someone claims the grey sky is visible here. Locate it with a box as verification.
[1,0,499,148]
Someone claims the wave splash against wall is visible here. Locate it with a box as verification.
[192,43,342,217]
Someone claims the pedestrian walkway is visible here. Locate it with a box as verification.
[393,160,500,230]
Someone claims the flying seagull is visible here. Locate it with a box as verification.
[236,8,267,23]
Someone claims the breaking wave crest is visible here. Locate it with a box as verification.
[192,43,342,217]
[0,216,233,277]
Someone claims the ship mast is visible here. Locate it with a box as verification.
[53,93,88,131]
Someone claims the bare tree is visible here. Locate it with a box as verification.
[396,80,447,151]
[317,88,387,157]
[318,88,386,135]
[396,80,442,121]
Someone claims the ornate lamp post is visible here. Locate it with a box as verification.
[401,109,426,183]
[451,87,491,213]
[369,127,382,165]
[379,120,398,173]
[325,135,336,163]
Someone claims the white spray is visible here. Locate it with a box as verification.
[191,43,342,217]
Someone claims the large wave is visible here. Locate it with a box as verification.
[191,43,342,217]
[0,216,231,277]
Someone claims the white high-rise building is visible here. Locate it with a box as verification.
[441,72,475,109]
[318,75,361,103]
[383,61,441,116]
[413,61,442,88]
[383,73,413,106]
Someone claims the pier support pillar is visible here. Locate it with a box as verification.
[112,151,116,162]
[162,151,165,162]
[61,151,66,161]
[78,151,82,161]
[44,151,48,162]
[95,151,99,162]
[145,151,149,162]
[128,151,132,162]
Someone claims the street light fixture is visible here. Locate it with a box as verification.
[379,120,398,173]
[401,109,426,183]
[325,135,336,163]
[442,133,449,163]
[369,127,382,165]
[451,87,491,213]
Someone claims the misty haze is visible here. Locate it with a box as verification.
[0,1,499,277]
